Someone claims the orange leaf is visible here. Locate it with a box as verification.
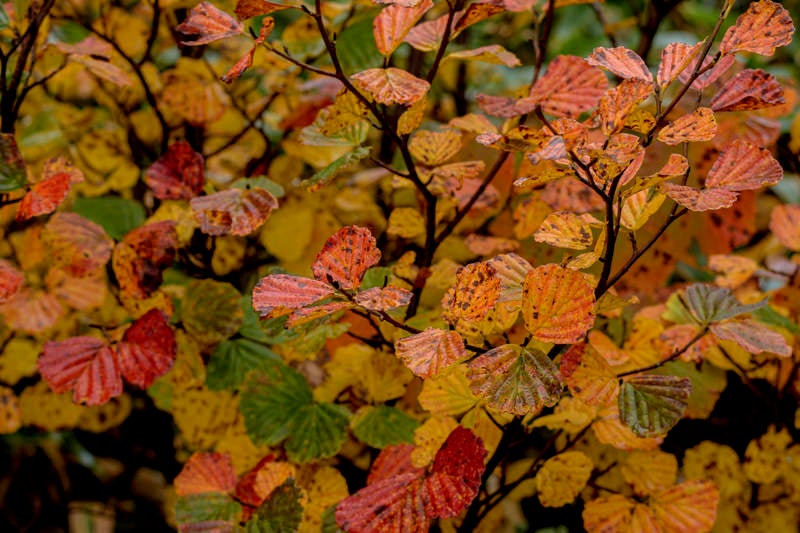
[522,264,595,343]
[709,69,784,112]
[649,480,719,533]
[475,94,537,118]
[0,260,23,304]
[112,221,178,300]
[0,289,64,334]
[529,55,608,118]
[486,253,533,307]
[404,14,449,52]
[351,68,430,106]
[395,328,467,378]
[677,53,735,91]
[234,0,293,19]
[446,45,521,67]
[312,226,381,290]
[561,342,619,406]
[44,213,114,277]
[116,308,177,389]
[354,286,413,312]
[145,141,204,200]
[15,161,79,221]
[285,301,353,327]
[719,0,795,56]
[191,187,278,236]
[175,452,237,496]
[176,1,244,46]
[252,274,336,317]
[620,450,678,496]
[704,140,783,191]
[374,0,434,57]
[451,2,506,35]
[367,443,423,485]
[769,204,800,251]
[597,78,653,136]
[660,183,738,212]
[441,262,501,324]
[587,46,652,82]
[409,129,462,166]
[583,494,635,533]
[709,319,791,357]
[657,107,717,145]
[38,337,122,405]
[656,42,702,88]
[533,211,595,250]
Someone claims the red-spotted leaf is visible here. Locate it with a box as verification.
[145,141,204,200]
[235,0,293,19]
[704,140,783,191]
[719,0,794,56]
[660,183,739,212]
[709,69,784,112]
[176,1,244,46]
[395,328,467,378]
[44,213,114,277]
[528,55,608,118]
[354,286,412,312]
[117,308,177,388]
[709,319,791,357]
[175,452,237,496]
[252,274,336,317]
[352,68,430,106]
[466,344,563,416]
[619,375,691,438]
[312,226,381,289]
[522,264,596,343]
[38,337,123,405]
[374,0,433,57]
[657,107,717,145]
[0,260,23,303]
[191,187,277,236]
[112,221,178,300]
[587,46,652,82]
[424,426,486,518]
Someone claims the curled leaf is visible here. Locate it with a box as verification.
[176,1,244,46]
[191,187,278,236]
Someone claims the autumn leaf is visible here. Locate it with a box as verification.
[312,225,381,290]
[657,107,717,145]
[408,129,462,166]
[769,204,800,250]
[145,141,204,200]
[475,94,538,118]
[704,140,783,191]
[719,0,795,56]
[246,478,304,531]
[44,213,114,277]
[191,187,278,236]
[176,1,244,46]
[16,157,83,221]
[112,221,178,300]
[709,319,791,357]
[0,260,24,304]
[175,452,237,496]
[38,337,122,406]
[252,274,336,317]
[116,308,176,389]
[441,262,501,324]
[597,78,653,136]
[709,69,784,112]
[660,183,739,211]
[404,14,450,52]
[561,342,619,406]
[235,0,293,19]
[533,211,595,250]
[618,374,691,437]
[656,42,702,87]
[351,68,430,106]
[395,328,467,378]
[587,46,652,82]
[528,55,608,117]
[445,45,522,67]
[522,264,596,343]
[354,286,412,312]
[649,480,719,533]
[620,450,678,496]
[535,451,593,507]
[466,344,563,416]
[373,0,434,57]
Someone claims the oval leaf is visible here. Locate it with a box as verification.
[312,225,381,290]
[522,264,596,343]
[395,328,467,378]
[618,374,691,437]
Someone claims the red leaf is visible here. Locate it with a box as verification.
[709,69,784,112]
[351,68,430,106]
[475,94,538,118]
[719,0,795,56]
[367,444,423,484]
[235,454,277,506]
[704,140,783,191]
[587,46,652,82]
[0,260,24,304]
[38,337,123,405]
[252,274,336,317]
[312,226,381,290]
[117,308,177,388]
[221,19,274,83]
[112,221,178,300]
[44,213,114,277]
[336,472,429,532]
[16,157,83,221]
[190,187,278,236]
[677,53,735,91]
[176,1,244,46]
[175,452,237,496]
[425,426,486,518]
[235,0,293,19]
[528,56,608,118]
[145,141,205,200]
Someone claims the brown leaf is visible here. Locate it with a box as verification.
[177,1,244,46]
[657,107,717,145]
[719,0,795,56]
[709,69,784,112]
[587,46,652,82]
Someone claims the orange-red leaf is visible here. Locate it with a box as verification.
[374,0,434,57]
[112,221,178,300]
[44,213,114,277]
[561,342,619,406]
[424,426,486,518]
[352,68,430,106]
[252,274,335,317]
[190,187,278,236]
[769,204,800,251]
[529,56,608,117]
[522,264,595,343]
[446,45,521,67]
[404,14,449,52]
[175,452,237,496]
[587,46,651,82]
[719,0,794,56]
[16,158,82,221]
[395,328,467,378]
[709,319,791,357]
[709,69,784,112]
[354,286,413,312]
[0,260,24,304]
[657,42,702,88]
[0,289,64,334]
[451,2,505,36]
[660,183,738,212]
[38,337,122,406]
[441,262,500,324]
[235,0,292,19]
[312,226,381,290]
[704,140,783,191]
[475,94,537,118]
[597,78,653,136]
[677,53,735,91]
[657,107,717,145]
[145,141,204,200]
[117,308,177,388]
[176,1,244,46]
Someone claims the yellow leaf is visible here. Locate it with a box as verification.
[534,210,595,250]
[387,207,426,240]
[621,450,677,496]
[583,494,635,533]
[410,416,458,467]
[296,464,349,533]
[649,480,719,533]
[522,264,596,343]
[0,337,41,384]
[214,433,273,476]
[535,451,594,507]
[148,201,198,247]
[397,97,428,135]
[19,381,84,431]
[707,254,758,288]
[315,344,413,404]
[744,425,793,484]
[77,394,132,432]
[683,441,748,500]
[528,396,597,434]
[408,129,462,166]
[171,387,239,450]
[620,190,666,231]
[418,365,478,416]
[561,342,619,406]
[211,235,247,276]
[0,386,21,434]
[461,407,503,459]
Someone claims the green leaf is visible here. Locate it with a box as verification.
[245,479,304,533]
[304,147,371,188]
[668,284,766,326]
[753,305,800,334]
[206,338,280,390]
[181,279,244,345]
[285,402,350,462]
[0,134,27,192]
[321,504,344,533]
[350,405,420,448]
[231,176,285,198]
[239,295,270,342]
[359,267,393,290]
[72,196,145,240]
[619,374,691,438]
[336,14,384,75]
[240,363,313,446]
[175,493,242,531]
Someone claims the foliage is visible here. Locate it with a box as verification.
[1,0,799,531]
